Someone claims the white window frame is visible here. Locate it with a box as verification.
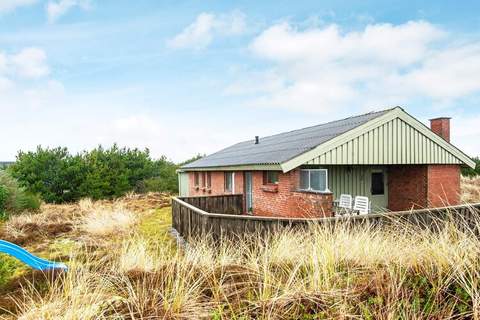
[299,169,329,193]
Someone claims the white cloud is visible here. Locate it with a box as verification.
[401,44,480,99]
[0,53,7,73]
[228,20,480,114]
[46,0,91,23]
[0,0,37,13]
[0,47,54,111]
[167,11,246,49]
[250,21,443,65]
[10,47,49,78]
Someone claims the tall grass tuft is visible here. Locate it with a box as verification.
[461,176,480,203]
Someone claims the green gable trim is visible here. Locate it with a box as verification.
[281,107,475,172]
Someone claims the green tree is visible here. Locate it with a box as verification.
[144,156,179,193]
[462,157,480,177]
[80,145,133,199]
[9,145,183,203]
[9,146,85,203]
[179,153,205,166]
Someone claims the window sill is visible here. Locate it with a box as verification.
[295,189,333,195]
[261,185,278,193]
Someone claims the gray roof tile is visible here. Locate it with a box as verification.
[182,108,393,169]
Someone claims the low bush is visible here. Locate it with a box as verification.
[0,171,40,218]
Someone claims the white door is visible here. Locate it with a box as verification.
[178,172,189,197]
[367,168,388,211]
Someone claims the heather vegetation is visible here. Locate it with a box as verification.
[8,145,180,203]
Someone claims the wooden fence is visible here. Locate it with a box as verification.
[172,196,480,241]
[178,194,243,215]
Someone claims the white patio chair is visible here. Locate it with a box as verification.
[353,196,370,215]
[337,194,353,215]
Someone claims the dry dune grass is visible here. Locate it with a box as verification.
[0,192,170,246]
[4,210,480,319]
[461,176,480,203]
[80,207,138,237]
[3,191,480,318]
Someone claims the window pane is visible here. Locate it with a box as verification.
[300,170,309,189]
[371,172,384,195]
[267,171,279,184]
[225,172,232,191]
[310,170,327,191]
[207,172,211,188]
[310,171,320,190]
[194,172,199,186]
[319,170,327,191]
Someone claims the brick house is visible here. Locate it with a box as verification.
[178,107,475,218]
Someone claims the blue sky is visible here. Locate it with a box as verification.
[1,0,480,161]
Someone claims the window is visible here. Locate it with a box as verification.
[224,172,234,192]
[263,171,279,184]
[194,172,199,187]
[206,172,212,188]
[201,172,206,188]
[371,172,385,195]
[299,169,328,192]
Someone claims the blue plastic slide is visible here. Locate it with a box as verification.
[0,240,68,271]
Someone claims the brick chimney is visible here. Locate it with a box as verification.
[429,117,451,142]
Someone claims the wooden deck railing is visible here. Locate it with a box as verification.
[178,194,243,215]
[171,196,480,241]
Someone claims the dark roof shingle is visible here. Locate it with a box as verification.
[182,108,393,169]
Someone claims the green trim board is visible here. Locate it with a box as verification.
[281,107,475,172]
[179,164,283,172]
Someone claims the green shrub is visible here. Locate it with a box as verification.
[0,254,26,288]
[0,184,9,219]
[9,145,183,203]
[16,192,41,212]
[0,170,41,216]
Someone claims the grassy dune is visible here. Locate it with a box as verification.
[0,181,479,318]
[461,176,480,203]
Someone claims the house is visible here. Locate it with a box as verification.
[178,107,475,218]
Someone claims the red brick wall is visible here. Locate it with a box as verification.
[388,165,428,211]
[188,171,244,196]
[427,165,460,207]
[430,118,451,142]
[187,169,333,217]
[251,170,333,218]
[388,164,461,211]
